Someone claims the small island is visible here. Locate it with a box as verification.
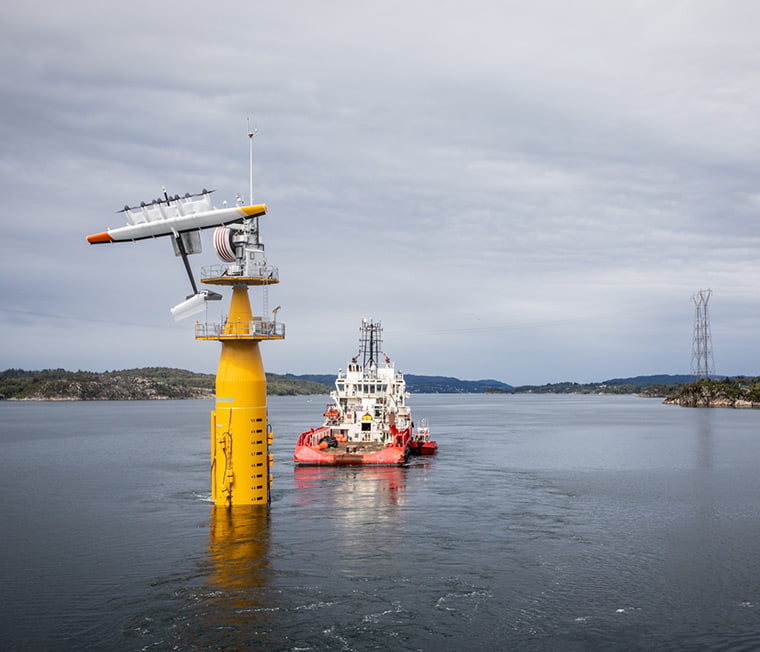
[663,377,760,409]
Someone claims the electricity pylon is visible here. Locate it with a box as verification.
[691,289,714,380]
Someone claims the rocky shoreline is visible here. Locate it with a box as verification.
[663,377,760,409]
[4,376,215,401]
[0,368,329,401]
[664,396,760,409]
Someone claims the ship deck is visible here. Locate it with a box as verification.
[322,441,388,454]
[294,436,407,465]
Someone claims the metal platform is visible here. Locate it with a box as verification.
[195,319,285,341]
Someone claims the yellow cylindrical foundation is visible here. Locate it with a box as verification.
[210,287,271,506]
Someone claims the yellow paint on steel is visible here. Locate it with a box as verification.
[238,204,268,217]
[196,334,284,341]
[210,286,272,506]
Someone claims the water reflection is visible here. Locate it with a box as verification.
[293,466,409,576]
[208,506,270,591]
[690,408,717,583]
[693,408,714,471]
[689,407,715,517]
[293,465,408,509]
[203,506,273,645]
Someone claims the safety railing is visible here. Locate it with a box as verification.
[195,319,285,339]
[296,427,329,448]
[200,263,279,282]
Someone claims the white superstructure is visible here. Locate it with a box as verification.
[323,320,412,443]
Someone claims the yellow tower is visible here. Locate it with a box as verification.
[197,230,284,506]
[85,131,282,506]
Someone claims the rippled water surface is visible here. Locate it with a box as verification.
[2,394,760,650]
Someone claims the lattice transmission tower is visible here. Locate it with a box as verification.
[691,289,714,380]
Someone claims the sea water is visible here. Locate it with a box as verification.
[2,394,760,650]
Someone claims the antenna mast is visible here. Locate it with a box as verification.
[246,118,261,247]
[247,117,256,204]
[359,319,382,370]
[691,289,715,380]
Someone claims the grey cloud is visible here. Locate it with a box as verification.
[2,1,759,383]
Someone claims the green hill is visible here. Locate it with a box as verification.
[500,374,695,396]
[12,369,753,403]
[0,368,329,401]
[287,373,513,393]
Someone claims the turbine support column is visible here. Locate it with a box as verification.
[198,261,284,506]
[210,289,270,504]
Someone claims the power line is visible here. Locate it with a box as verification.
[0,306,178,331]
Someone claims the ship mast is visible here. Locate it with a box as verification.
[359,319,382,370]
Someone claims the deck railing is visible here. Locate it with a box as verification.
[296,428,329,447]
[200,263,279,282]
[195,319,285,339]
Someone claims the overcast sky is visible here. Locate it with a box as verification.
[2,1,759,385]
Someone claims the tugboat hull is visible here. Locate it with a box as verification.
[293,445,408,466]
[409,440,438,455]
[294,425,411,466]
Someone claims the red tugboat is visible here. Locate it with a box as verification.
[294,319,428,466]
[409,418,438,455]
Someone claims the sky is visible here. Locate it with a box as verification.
[2,1,759,386]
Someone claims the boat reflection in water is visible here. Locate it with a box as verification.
[293,465,408,510]
[193,467,412,647]
[293,465,409,578]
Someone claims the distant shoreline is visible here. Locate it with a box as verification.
[3,369,758,407]
[0,368,326,401]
